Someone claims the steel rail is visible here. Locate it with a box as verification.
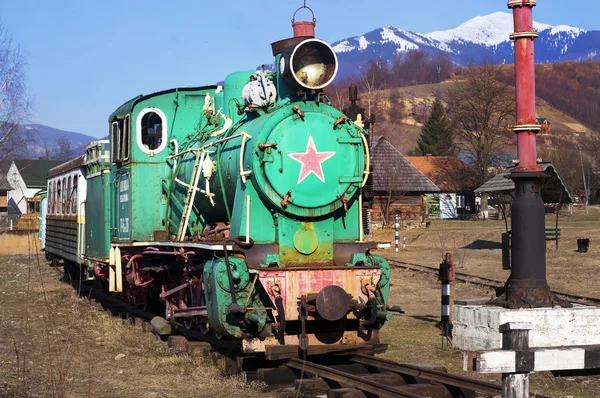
[351,354,552,398]
[388,259,600,305]
[351,353,502,396]
[286,357,423,398]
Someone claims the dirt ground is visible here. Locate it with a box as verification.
[374,205,600,398]
[0,245,276,398]
[0,206,598,397]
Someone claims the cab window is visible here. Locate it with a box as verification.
[137,108,167,154]
[111,121,120,162]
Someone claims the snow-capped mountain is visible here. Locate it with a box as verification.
[332,12,598,77]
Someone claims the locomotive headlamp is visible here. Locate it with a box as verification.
[282,38,338,90]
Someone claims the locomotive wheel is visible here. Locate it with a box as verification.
[182,279,209,332]
[182,285,197,330]
[198,318,211,335]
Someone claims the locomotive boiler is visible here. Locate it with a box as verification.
[43,7,392,356]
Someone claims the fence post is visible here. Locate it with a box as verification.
[439,253,455,343]
[500,322,532,398]
[394,213,399,253]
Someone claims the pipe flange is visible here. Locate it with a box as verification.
[508,0,536,8]
[510,31,539,40]
[512,124,541,133]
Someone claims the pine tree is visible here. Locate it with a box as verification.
[414,97,455,156]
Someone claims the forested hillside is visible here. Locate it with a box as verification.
[496,61,600,132]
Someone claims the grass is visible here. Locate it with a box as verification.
[0,239,275,398]
[1,207,599,397]
[374,205,600,398]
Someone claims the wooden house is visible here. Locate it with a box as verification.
[370,137,439,226]
[6,160,63,215]
[536,118,551,135]
[407,154,479,219]
[474,162,572,218]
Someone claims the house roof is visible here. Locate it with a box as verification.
[474,163,572,203]
[0,173,12,191]
[536,117,551,125]
[371,137,439,193]
[407,155,478,192]
[48,155,86,178]
[0,160,11,176]
[12,160,64,189]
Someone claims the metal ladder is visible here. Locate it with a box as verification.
[176,151,205,241]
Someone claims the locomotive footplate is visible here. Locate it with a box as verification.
[242,329,385,360]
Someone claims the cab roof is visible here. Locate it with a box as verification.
[108,85,218,123]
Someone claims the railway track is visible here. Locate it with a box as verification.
[52,262,549,397]
[388,259,600,306]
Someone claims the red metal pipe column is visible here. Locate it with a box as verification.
[504,0,553,308]
[510,0,542,171]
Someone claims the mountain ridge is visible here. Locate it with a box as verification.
[331,12,598,77]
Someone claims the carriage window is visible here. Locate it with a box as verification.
[48,182,53,214]
[62,178,66,214]
[111,121,120,162]
[66,177,72,214]
[72,177,78,214]
[56,180,62,214]
[53,181,56,214]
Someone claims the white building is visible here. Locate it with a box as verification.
[6,160,63,215]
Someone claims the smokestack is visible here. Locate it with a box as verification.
[292,4,316,37]
[503,0,556,308]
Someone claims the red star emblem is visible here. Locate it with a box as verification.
[288,135,336,184]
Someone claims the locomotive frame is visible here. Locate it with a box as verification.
[42,24,394,358]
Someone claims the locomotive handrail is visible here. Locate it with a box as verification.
[239,132,253,184]
[167,132,250,160]
[359,130,370,188]
[169,139,209,195]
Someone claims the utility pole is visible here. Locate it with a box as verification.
[574,133,588,211]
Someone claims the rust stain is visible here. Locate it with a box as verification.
[258,267,381,320]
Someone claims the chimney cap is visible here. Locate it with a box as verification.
[292,3,316,38]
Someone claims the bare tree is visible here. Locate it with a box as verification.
[359,61,388,120]
[446,61,515,185]
[54,135,74,161]
[0,21,31,160]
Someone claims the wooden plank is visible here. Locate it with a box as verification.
[265,343,375,361]
[469,347,594,373]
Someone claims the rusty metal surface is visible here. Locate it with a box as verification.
[316,285,350,321]
[241,329,380,354]
[257,267,381,320]
[351,354,503,397]
[285,358,422,398]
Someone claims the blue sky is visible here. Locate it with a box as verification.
[2,0,599,138]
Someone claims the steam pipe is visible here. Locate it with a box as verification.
[509,0,542,172]
[503,0,554,308]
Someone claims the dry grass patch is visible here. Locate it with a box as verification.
[0,253,274,398]
[375,205,600,397]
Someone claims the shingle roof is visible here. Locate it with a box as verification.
[0,173,12,191]
[371,137,439,193]
[407,155,478,192]
[474,163,572,203]
[0,160,11,176]
[536,117,551,125]
[12,160,64,189]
